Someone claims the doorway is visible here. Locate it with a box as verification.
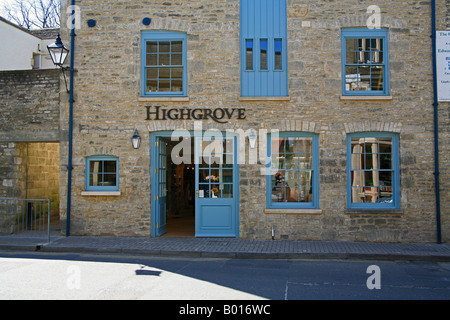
[151,132,239,238]
[164,137,195,237]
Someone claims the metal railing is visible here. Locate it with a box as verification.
[0,198,51,242]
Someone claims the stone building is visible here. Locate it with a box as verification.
[54,0,448,243]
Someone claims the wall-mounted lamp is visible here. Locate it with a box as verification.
[131,129,141,149]
[248,128,257,149]
[47,34,71,92]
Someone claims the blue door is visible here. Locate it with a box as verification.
[195,135,239,237]
[152,136,167,237]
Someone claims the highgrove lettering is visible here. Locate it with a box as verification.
[145,105,246,124]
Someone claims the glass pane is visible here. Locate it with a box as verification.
[380,154,392,169]
[299,155,312,169]
[172,41,182,53]
[379,171,393,187]
[285,170,300,187]
[172,53,182,66]
[285,138,295,153]
[210,169,221,183]
[345,66,359,91]
[222,169,233,183]
[103,174,117,186]
[285,155,298,170]
[260,39,268,70]
[159,68,170,80]
[159,42,170,53]
[223,184,233,198]
[89,173,101,186]
[89,161,102,173]
[172,67,183,79]
[272,155,284,170]
[272,186,287,202]
[159,80,170,92]
[272,171,286,187]
[147,41,158,53]
[199,184,210,198]
[224,154,233,167]
[147,80,158,92]
[103,161,117,173]
[346,38,358,53]
[159,54,170,66]
[246,39,253,70]
[358,66,371,91]
[147,68,158,79]
[146,54,157,66]
[211,185,221,198]
[352,186,364,203]
[371,66,384,90]
[199,169,210,183]
[300,186,313,203]
[171,79,183,92]
[298,138,312,154]
[225,139,233,154]
[274,39,282,70]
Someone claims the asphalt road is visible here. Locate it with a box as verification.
[1,251,449,301]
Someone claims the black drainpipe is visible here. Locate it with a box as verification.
[431,0,442,244]
[66,0,76,237]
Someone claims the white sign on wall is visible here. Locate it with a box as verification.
[437,31,450,101]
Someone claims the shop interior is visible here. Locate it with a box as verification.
[162,137,195,237]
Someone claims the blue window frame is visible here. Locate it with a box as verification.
[141,31,187,97]
[266,132,319,209]
[240,0,288,97]
[86,156,119,191]
[347,133,400,209]
[341,28,389,96]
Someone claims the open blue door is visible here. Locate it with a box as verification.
[152,136,167,237]
[195,135,239,237]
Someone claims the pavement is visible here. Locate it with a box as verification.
[1,233,450,261]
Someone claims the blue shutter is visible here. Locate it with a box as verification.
[241,0,288,97]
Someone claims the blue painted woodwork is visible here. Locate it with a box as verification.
[85,156,119,192]
[141,31,187,97]
[240,0,288,97]
[346,132,400,209]
[341,28,390,96]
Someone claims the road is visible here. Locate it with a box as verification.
[0,251,449,301]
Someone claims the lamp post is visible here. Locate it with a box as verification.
[48,33,74,237]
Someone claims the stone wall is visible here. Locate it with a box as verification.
[59,0,448,242]
[0,69,61,142]
[0,69,61,225]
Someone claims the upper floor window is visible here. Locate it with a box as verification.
[86,156,119,192]
[141,31,187,97]
[267,132,319,209]
[347,133,399,209]
[342,28,389,96]
[240,0,288,97]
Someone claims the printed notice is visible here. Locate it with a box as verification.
[437,31,450,101]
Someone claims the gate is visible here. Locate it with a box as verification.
[0,199,51,242]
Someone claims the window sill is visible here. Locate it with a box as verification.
[81,191,121,196]
[240,96,291,101]
[345,208,403,215]
[139,97,190,102]
[340,95,393,101]
[265,208,322,215]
